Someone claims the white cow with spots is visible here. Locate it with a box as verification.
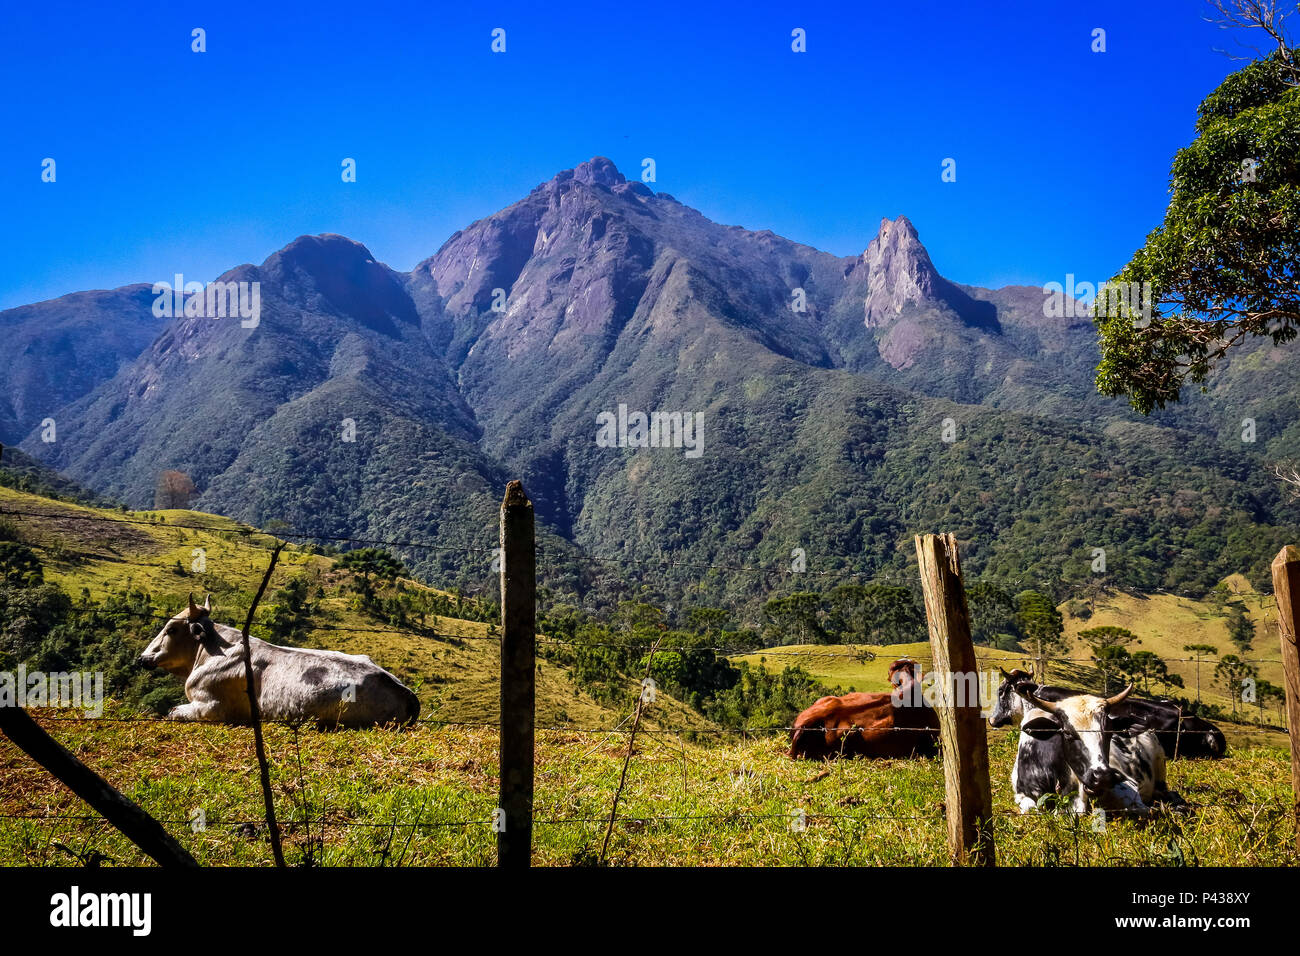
[138,595,419,728]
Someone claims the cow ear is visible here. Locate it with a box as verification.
[1021,715,1059,740]
[1109,715,1139,735]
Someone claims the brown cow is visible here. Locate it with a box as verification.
[788,659,939,760]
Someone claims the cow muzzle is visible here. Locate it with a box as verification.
[137,655,155,670]
[1083,767,1119,797]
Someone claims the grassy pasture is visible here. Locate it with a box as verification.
[0,486,1295,866]
[1,711,1293,867]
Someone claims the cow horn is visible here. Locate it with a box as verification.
[203,593,212,611]
[1016,685,1058,713]
[998,666,1012,681]
[1105,684,1134,707]
[188,592,200,617]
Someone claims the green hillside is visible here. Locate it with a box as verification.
[0,484,710,730]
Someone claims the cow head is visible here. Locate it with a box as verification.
[888,659,920,688]
[138,593,213,677]
[1015,683,1137,799]
[988,667,1034,727]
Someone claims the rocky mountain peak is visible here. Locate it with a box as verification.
[264,234,380,273]
[260,233,417,333]
[858,216,943,327]
[570,156,626,188]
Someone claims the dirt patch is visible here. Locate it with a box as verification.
[1,504,161,560]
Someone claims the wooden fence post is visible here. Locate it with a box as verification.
[498,480,535,867]
[0,706,199,867]
[915,532,995,866]
[1271,545,1300,855]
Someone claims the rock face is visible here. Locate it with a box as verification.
[858,216,943,327]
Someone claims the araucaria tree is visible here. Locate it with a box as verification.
[1094,3,1299,414]
[1015,590,1068,680]
[1079,625,1139,694]
[1215,653,1260,714]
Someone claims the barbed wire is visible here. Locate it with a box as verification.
[537,548,926,583]
[0,810,489,830]
[1,800,1286,837]
[8,711,1290,737]
[536,634,1286,665]
[7,587,1283,666]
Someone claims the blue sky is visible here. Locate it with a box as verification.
[0,0,1254,309]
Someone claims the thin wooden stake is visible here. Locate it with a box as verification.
[240,542,286,867]
[498,480,536,868]
[915,532,995,866]
[1270,544,1300,855]
[600,637,662,866]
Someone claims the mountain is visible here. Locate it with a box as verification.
[10,158,1299,604]
[0,284,166,445]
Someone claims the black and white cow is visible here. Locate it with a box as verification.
[1011,682,1179,817]
[989,671,1078,812]
[990,668,1226,759]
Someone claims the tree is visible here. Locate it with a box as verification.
[1127,650,1178,695]
[1014,590,1067,680]
[0,583,72,668]
[612,602,665,635]
[1214,653,1259,714]
[265,575,314,646]
[1253,678,1285,725]
[967,580,1017,647]
[1225,601,1256,652]
[1276,460,1300,501]
[1184,643,1220,704]
[1094,645,1134,696]
[0,542,43,587]
[1078,625,1138,653]
[1094,3,1299,414]
[825,583,922,645]
[685,607,729,637]
[1079,625,1139,694]
[763,592,826,645]
[703,662,838,730]
[336,548,407,603]
[154,470,196,510]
